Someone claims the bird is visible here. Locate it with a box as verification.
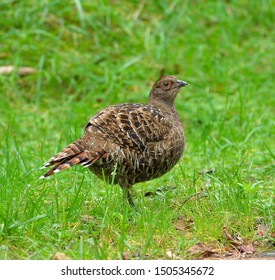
[40,75,188,206]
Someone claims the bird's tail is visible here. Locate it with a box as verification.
[39,140,104,179]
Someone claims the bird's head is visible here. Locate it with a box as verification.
[148,75,188,107]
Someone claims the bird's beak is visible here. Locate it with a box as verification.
[176,79,189,88]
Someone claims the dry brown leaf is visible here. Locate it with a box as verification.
[223,226,241,247]
[53,252,71,260]
[223,226,234,241]
[122,254,129,260]
[175,218,185,231]
[223,247,242,259]
[174,217,193,231]
[237,243,255,254]
[187,242,211,254]
[223,227,256,257]
[186,242,218,259]
[0,65,36,76]
[257,224,269,237]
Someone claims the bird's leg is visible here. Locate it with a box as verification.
[122,187,135,207]
[127,189,135,207]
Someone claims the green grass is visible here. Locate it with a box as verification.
[0,0,274,259]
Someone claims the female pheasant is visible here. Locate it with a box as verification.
[40,75,188,205]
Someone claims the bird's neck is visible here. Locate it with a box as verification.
[147,99,178,116]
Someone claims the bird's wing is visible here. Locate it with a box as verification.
[40,103,171,178]
[85,103,171,151]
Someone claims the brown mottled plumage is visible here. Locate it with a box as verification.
[40,75,188,205]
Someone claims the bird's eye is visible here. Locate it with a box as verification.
[161,81,172,91]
